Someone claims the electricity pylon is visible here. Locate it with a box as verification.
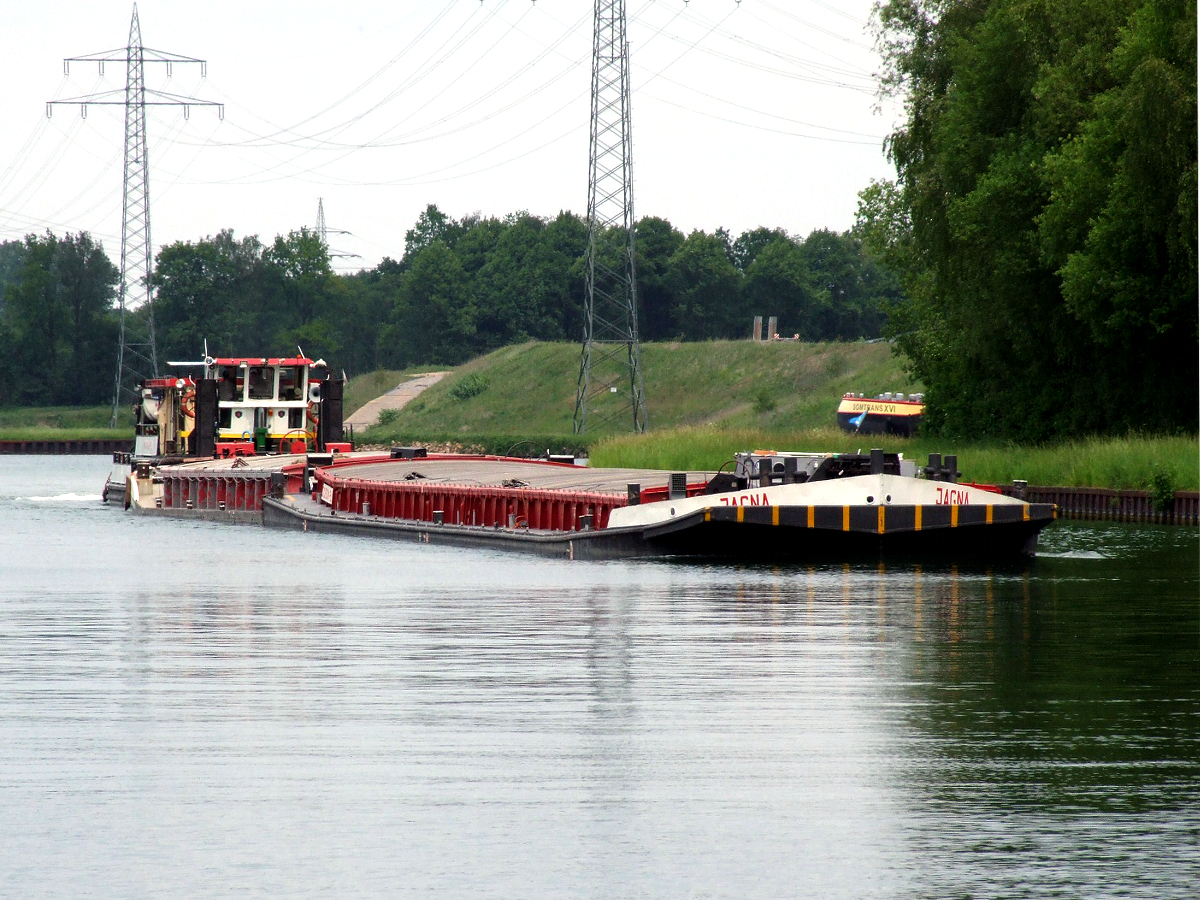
[315,198,360,262]
[48,4,222,426]
[574,0,647,435]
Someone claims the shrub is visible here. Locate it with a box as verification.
[1148,464,1177,512]
[448,373,490,400]
[752,388,777,414]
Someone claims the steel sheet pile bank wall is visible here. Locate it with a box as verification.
[1000,486,1199,526]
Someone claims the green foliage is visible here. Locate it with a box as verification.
[867,0,1198,440]
[375,408,401,428]
[635,216,686,340]
[448,372,490,400]
[1148,463,1179,511]
[752,388,777,414]
[152,230,267,359]
[665,231,742,339]
[0,232,118,407]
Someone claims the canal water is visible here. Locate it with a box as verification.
[1,456,1197,899]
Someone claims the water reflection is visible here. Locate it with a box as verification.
[1,457,1197,898]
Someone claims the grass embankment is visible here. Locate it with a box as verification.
[0,405,132,441]
[362,339,918,450]
[358,340,1197,493]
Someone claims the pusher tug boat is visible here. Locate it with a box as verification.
[104,353,349,513]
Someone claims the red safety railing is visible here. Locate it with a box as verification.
[313,469,626,532]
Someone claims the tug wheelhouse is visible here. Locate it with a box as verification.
[210,357,318,456]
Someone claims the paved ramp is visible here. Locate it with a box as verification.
[344,372,448,431]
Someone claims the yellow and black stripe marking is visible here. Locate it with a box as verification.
[696,503,1057,534]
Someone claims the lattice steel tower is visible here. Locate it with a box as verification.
[315,198,359,262]
[49,4,221,425]
[574,0,647,435]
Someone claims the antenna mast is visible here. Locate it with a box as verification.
[574,0,646,435]
[48,4,222,426]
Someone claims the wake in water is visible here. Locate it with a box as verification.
[21,492,101,503]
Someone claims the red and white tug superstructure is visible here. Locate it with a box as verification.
[106,354,349,509]
[207,356,344,458]
[129,355,348,462]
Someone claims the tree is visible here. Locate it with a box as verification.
[730,226,789,273]
[798,230,889,340]
[634,216,685,341]
[665,231,742,340]
[0,232,118,406]
[870,0,1197,439]
[382,240,475,367]
[263,228,334,335]
[404,203,452,257]
[741,236,823,339]
[152,231,266,360]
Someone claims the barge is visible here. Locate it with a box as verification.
[122,444,1056,561]
[108,353,1055,561]
[260,449,1054,560]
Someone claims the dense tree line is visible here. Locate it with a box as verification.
[0,232,119,406]
[861,0,1197,439]
[334,206,895,371]
[152,208,895,372]
[0,211,895,408]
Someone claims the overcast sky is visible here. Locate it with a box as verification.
[0,1,901,272]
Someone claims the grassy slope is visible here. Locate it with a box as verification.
[363,340,1198,492]
[0,405,132,440]
[369,339,919,435]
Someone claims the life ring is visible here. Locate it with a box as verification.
[181,391,196,418]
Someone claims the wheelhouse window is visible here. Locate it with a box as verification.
[279,366,305,401]
[217,366,242,401]
[248,367,274,400]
